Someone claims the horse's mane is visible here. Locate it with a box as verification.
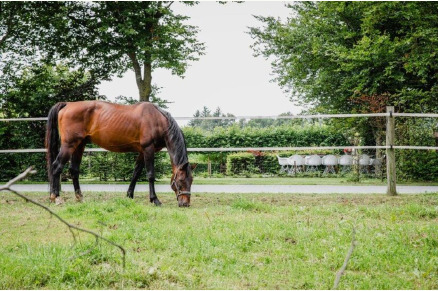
[154,105,189,167]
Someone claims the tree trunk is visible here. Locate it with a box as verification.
[140,62,152,102]
[128,52,152,102]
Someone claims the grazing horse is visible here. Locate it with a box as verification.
[45,100,194,207]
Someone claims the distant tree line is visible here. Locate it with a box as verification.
[187,106,308,130]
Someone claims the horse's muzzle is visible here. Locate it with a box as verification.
[177,192,191,207]
[177,196,191,207]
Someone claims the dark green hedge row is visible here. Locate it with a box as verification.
[0,151,168,182]
[397,151,438,181]
[183,125,349,148]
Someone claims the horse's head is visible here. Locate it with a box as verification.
[171,163,197,207]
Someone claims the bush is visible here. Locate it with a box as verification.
[226,153,256,176]
[395,118,438,181]
[397,150,438,181]
[86,152,168,181]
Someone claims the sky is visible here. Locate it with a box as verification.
[98,1,300,119]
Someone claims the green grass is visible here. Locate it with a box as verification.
[14,176,438,186]
[1,191,438,289]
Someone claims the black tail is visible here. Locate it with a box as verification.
[45,102,67,181]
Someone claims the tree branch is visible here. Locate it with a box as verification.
[0,167,126,269]
[164,1,174,10]
[333,227,357,289]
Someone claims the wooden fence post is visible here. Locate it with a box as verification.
[386,106,397,196]
[208,156,212,178]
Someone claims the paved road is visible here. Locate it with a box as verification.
[9,184,438,194]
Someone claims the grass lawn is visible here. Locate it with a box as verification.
[0,191,437,289]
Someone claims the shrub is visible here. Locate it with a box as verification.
[226,153,255,175]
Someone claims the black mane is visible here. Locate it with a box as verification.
[154,105,189,167]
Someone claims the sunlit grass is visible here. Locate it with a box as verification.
[1,191,437,289]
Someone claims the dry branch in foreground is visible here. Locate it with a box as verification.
[0,167,126,268]
[333,227,357,290]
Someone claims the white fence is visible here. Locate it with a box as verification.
[1,108,438,195]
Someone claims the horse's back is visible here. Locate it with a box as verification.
[58,101,167,152]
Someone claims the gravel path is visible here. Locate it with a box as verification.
[9,184,438,194]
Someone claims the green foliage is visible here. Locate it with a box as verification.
[397,150,438,182]
[395,118,438,181]
[249,1,438,180]
[184,124,349,177]
[86,152,168,182]
[0,64,101,181]
[1,2,205,101]
[226,153,255,176]
[39,2,204,101]
[250,2,438,113]
[183,124,349,149]
[242,112,304,128]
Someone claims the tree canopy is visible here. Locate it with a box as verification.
[1,1,205,102]
[249,2,438,114]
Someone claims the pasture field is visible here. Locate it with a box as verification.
[0,191,437,289]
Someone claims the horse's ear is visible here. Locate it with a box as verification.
[180,162,189,171]
[190,163,198,171]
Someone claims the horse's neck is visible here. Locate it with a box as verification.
[157,107,188,168]
[165,134,188,169]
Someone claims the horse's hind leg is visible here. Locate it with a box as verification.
[127,153,145,199]
[50,145,75,205]
[70,143,86,202]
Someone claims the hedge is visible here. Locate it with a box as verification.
[183,124,349,148]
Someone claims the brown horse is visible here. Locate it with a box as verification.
[45,100,194,207]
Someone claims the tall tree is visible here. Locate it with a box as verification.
[2,2,205,102]
[249,2,438,113]
[38,1,205,102]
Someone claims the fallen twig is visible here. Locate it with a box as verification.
[0,167,126,269]
[333,227,357,290]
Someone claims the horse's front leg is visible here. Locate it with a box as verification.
[127,153,145,199]
[144,146,162,206]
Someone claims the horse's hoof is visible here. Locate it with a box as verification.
[75,194,83,203]
[50,193,57,203]
[55,197,64,206]
[153,200,162,207]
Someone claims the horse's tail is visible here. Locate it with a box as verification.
[45,102,67,179]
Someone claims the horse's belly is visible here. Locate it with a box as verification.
[90,135,142,153]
